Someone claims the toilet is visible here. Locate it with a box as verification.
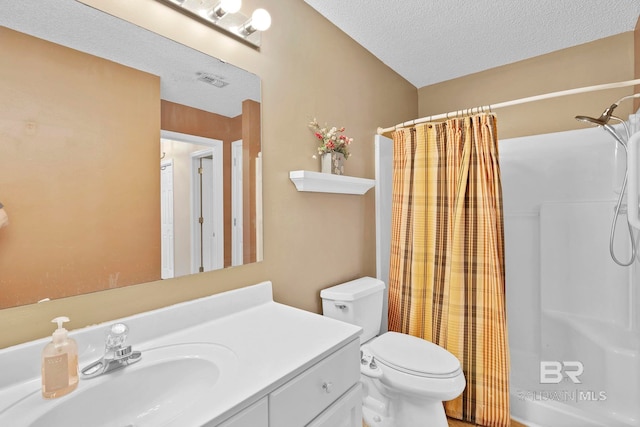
[321,277,466,427]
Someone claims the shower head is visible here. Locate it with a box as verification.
[575,103,618,126]
[575,93,640,126]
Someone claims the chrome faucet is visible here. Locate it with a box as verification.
[81,323,142,379]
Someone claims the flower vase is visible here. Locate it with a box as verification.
[321,152,345,175]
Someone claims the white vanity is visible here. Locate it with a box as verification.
[0,282,363,426]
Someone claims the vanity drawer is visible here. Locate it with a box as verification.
[269,339,360,427]
[307,383,363,427]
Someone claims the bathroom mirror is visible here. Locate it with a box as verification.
[0,0,263,309]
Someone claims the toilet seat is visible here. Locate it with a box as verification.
[368,332,462,379]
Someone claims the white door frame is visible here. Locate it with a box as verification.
[255,151,263,262]
[231,139,243,266]
[160,159,174,279]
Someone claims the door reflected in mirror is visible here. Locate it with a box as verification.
[0,0,263,309]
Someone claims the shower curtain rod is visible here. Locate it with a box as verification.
[377,78,640,135]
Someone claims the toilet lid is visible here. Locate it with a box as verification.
[369,332,462,378]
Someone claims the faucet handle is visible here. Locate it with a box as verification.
[114,345,133,360]
[105,323,129,349]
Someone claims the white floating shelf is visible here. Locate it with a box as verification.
[289,170,375,195]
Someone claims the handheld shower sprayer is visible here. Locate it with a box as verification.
[575,93,640,127]
[575,103,618,127]
[575,93,640,266]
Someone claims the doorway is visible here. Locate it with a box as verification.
[160,130,223,276]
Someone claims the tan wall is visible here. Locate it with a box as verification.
[418,33,636,140]
[0,27,161,309]
[0,0,417,348]
[161,100,240,141]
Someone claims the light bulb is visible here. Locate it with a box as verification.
[250,8,271,31]
[210,0,241,19]
[220,0,241,14]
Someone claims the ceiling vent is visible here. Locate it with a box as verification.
[196,72,229,88]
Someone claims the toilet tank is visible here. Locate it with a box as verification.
[320,277,385,343]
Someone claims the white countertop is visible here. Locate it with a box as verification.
[0,281,362,426]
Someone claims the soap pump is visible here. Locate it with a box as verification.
[41,316,79,399]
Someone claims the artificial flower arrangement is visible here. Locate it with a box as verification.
[308,118,354,159]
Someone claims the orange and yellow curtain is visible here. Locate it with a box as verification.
[388,114,510,427]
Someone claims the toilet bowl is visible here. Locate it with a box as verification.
[321,277,466,427]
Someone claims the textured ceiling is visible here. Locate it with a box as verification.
[1,0,260,117]
[304,0,640,88]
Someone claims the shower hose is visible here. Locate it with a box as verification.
[607,118,639,266]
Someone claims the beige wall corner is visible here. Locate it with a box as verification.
[418,33,636,140]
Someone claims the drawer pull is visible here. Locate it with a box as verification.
[322,382,333,393]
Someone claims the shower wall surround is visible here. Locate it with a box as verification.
[500,125,639,426]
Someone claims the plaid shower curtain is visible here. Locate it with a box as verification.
[388,114,510,427]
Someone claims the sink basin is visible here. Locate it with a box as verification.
[0,343,238,427]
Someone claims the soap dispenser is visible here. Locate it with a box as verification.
[41,316,79,399]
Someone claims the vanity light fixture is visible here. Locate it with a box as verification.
[155,0,271,48]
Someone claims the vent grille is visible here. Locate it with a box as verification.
[196,72,229,88]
